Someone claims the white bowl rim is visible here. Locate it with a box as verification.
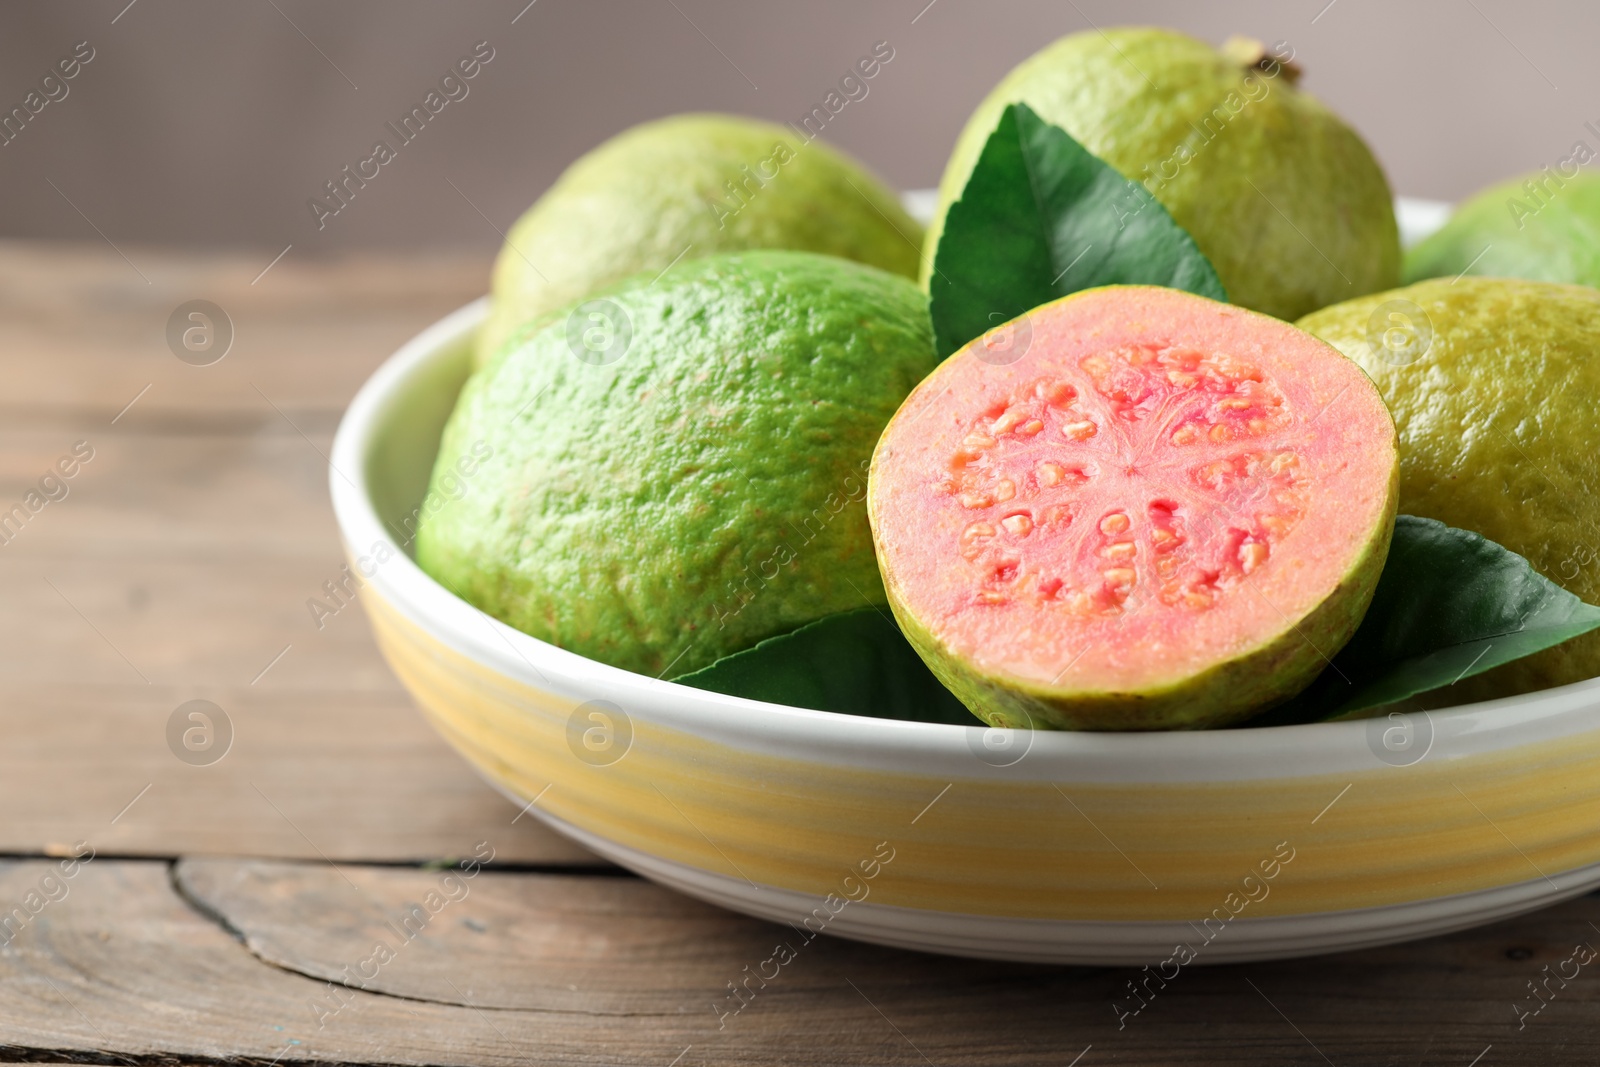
[329,294,1600,785]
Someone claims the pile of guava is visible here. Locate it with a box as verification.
[413,27,1600,732]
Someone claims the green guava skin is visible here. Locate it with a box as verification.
[884,531,1394,732]
[477,113,922,369]
[1298,277,1600,702]
[923,28,1400,322]
[1404,171,1600,288]
[417,250,939,679]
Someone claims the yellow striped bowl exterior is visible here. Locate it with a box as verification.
[332,297,1600,964]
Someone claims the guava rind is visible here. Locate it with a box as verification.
[1404,171,1600,288]
[478,113,921,369]
[417,250,939,679]
[868,285,1398,731]
[1298,276,1600,703]
[885,535,1392,731]
[923,28,1399,322]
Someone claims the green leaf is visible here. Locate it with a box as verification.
[1252,516,1600,725]
[678,520,1600,731]
[674,608,980,726]
[929,102,1227,360]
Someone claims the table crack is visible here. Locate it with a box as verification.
[164,862,676,1020]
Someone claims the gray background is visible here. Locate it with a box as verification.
[0,0,1592,250]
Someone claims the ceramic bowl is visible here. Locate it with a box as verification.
[329,199,1600,964]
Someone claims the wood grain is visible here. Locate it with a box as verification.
[9,240,1600,1064]
[0,242,593,864]
[0,858,1594,1065]
[0,240,489,419]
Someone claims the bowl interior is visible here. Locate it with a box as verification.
[333,255,1600,787]
[365,314,477,555]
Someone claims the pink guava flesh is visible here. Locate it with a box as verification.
[868,286,1398,730]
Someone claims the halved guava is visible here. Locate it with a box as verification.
[868,286,1398,730]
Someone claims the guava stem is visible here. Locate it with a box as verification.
[1220,35,1303,87]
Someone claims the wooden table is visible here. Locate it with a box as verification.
[4,239,1597,1066]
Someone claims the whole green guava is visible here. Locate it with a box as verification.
[925,29,1399,322]
[1405,170,1600,288]
[417,250,939,679]
[1297,276,1600,702]
[477,113,921,369]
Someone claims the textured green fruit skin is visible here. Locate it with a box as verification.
[884,525,1393,732]
[1298,276,1600,702]
[478,113,922,369]
[417,251,939,679]
[1405,171,1600,288]
[923,28,1399,322]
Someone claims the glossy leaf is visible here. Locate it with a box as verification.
[1253,516,1600,725]
[929,102,1226,360]
[675,607,979,725]
[679,520,1600,730]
